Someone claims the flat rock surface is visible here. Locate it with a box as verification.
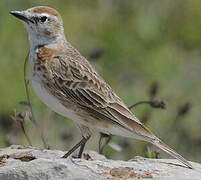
[0,145,200,180]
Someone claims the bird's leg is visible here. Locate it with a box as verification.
[62,135,91,158]
[62,137,85,158]
[99,133,111,154]
[62,125,91,158]
[77,135,91,158]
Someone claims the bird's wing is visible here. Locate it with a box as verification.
[46,47,156,140]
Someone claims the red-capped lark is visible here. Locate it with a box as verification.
[11,6,192,168]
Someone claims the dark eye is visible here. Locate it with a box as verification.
[40,16,47,22]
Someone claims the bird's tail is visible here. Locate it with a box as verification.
[151,138,193,169]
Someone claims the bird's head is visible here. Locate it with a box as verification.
[10,6,65,47]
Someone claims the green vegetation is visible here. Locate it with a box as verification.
[0,0,200,162]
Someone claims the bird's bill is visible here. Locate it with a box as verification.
[10,10,34,23]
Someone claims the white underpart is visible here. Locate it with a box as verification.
[31,78,142,139]
[31,79,82,123]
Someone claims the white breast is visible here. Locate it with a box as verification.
[31,79,81,122]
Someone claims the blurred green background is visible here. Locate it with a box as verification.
[0,0,201,162]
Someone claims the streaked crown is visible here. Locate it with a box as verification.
[29,6,60,17]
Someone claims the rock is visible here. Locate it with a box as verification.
[0,145,200,180]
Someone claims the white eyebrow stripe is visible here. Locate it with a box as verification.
[40,13,50,17]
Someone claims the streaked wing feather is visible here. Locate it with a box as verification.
[48,50,156,140]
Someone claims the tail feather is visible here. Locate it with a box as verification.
[152,139,193,169]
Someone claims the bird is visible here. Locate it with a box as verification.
[10,6,192,169]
